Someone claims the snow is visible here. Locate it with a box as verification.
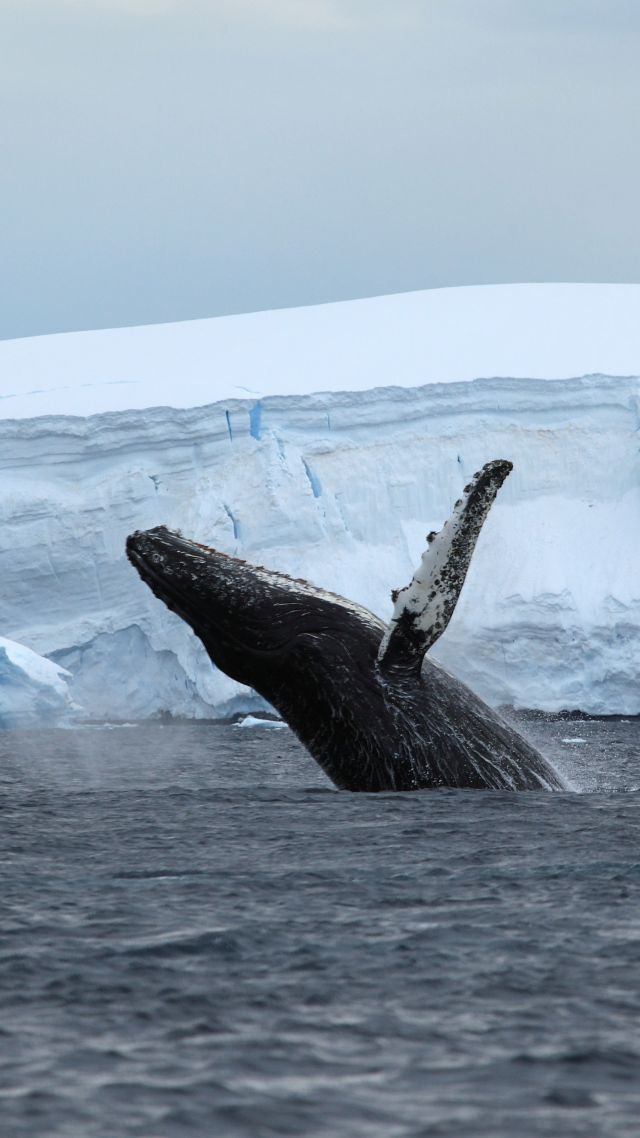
[0,636,78,729]
[1,282,640,421]
[1,282,640,724]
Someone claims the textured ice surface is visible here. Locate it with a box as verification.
[1,284,640,722]
[0,636,77,729]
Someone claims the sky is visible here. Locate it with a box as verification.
[0,0,638,341]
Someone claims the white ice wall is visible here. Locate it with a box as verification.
[1,372,639,718]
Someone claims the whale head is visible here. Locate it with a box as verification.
[126,526,386,726]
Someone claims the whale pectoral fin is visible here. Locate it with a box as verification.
[377,460,513,675]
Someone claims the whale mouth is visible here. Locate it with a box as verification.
[126,530,170,589]
[126,526,294,650]
[127,526,316,673]
[126,528,202,624]
[126,525,388,679]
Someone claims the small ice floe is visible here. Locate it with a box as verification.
[84,722,139,730]
[561,737,587,745]
[234,715,285,729]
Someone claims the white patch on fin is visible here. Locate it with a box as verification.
[378,460,513,671]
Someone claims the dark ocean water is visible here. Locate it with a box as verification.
[1,716,640,1138]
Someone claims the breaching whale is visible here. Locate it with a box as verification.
[126,460,565,791]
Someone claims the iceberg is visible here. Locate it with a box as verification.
[0,636,78,729]
[234,716,286,730]
[1,283,639,721]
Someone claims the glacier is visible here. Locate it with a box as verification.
[1,283,640,723]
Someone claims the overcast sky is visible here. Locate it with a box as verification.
[0,0,638,340]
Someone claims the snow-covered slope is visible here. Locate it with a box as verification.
[1,284,639,720]
[2,283,640,420]
[0,637,77,729]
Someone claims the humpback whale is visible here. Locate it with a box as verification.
[126,460,565,791]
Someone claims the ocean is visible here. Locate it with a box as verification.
[1,717,639,1137]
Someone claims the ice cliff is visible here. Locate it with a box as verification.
[1,283,640,721]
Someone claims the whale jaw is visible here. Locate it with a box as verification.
[125,526,384,706]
